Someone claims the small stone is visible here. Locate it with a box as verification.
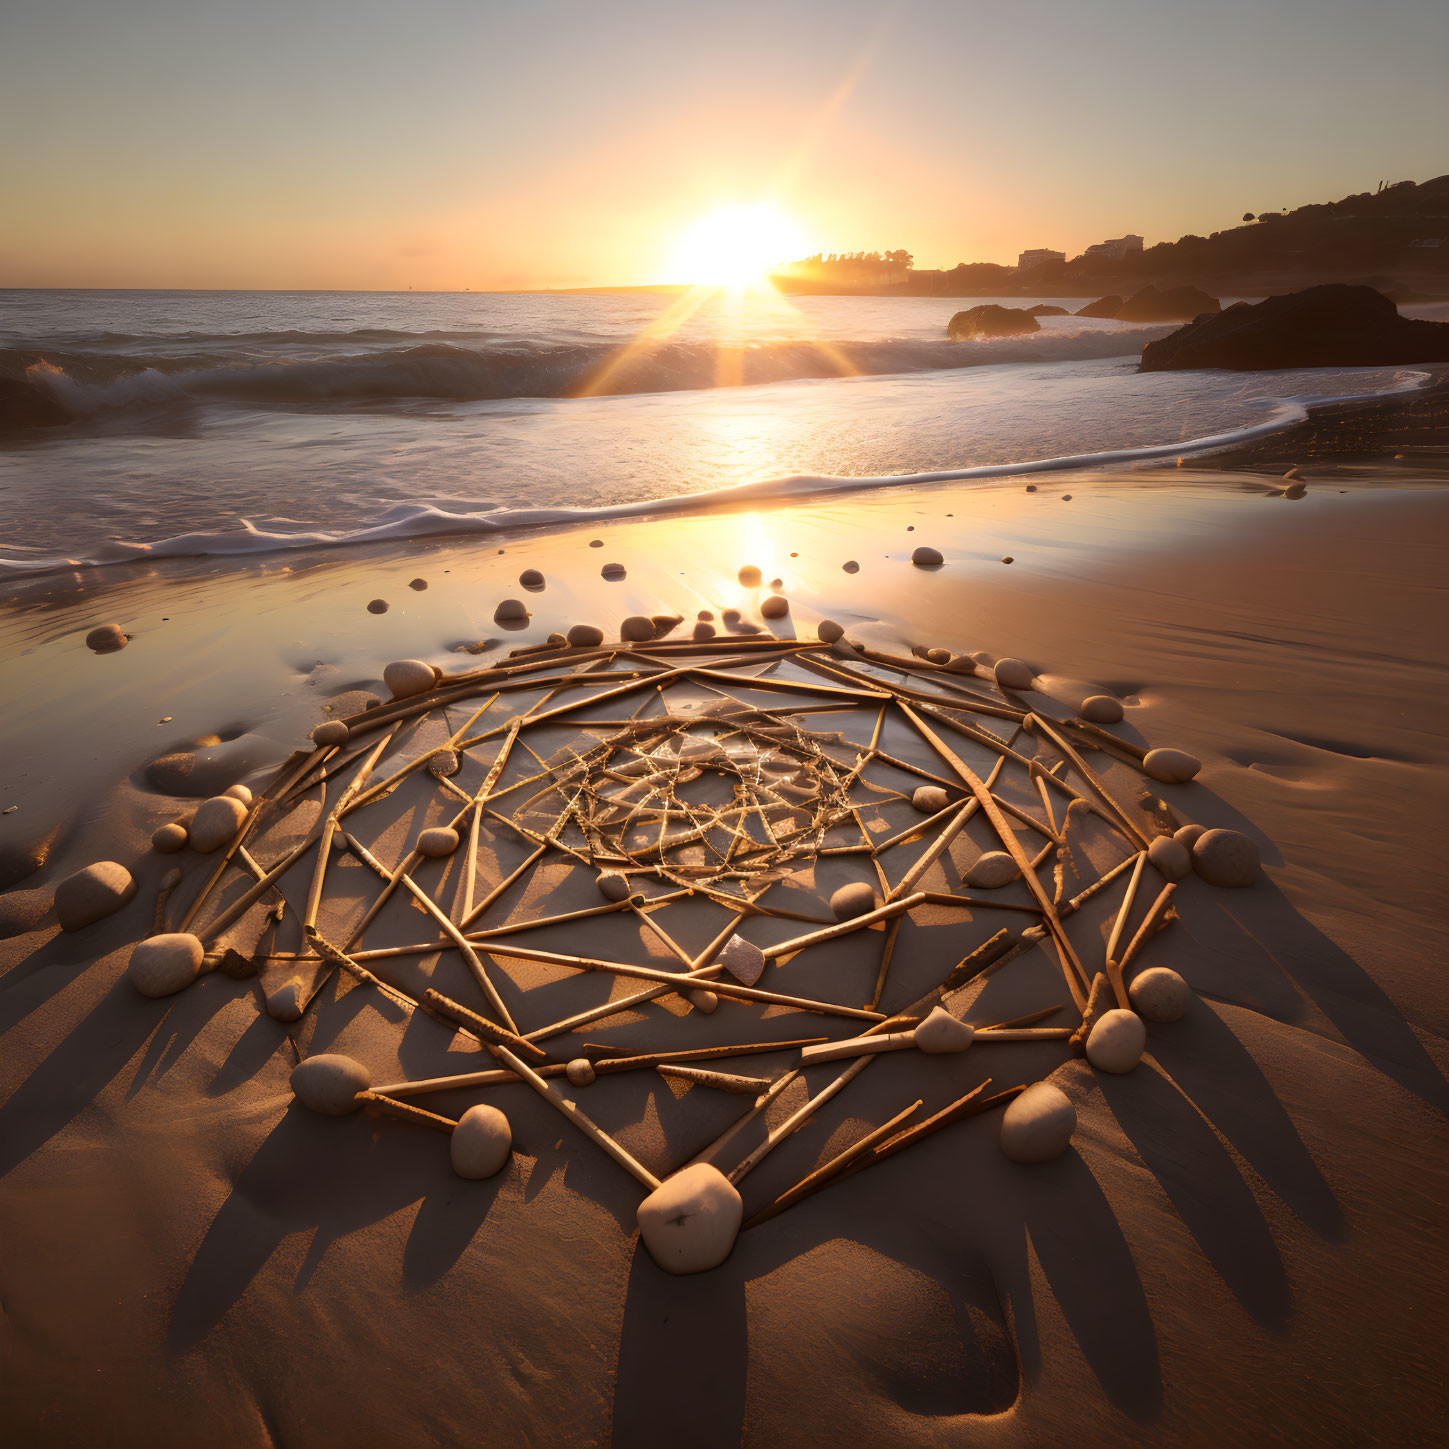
[223,784,253,806]
[1000,1083,1076,1163]
[1001,555,1014,565]
[189,795,247,852]
[1085,1009,1146,1073]
[427,749,459,778]
[546,632,566,646]
[291,1054,371,1114]
[1147,835,1193,883]
[717,935,765,986]
[911,546,944,566]
[493,598,529,622]
[598,871,631,902]
[1129,966,1192,1022]
[912,785,949,814]
[567,623,605,647]
[925,647,951,664]
[913,1006,974,1053]
[651,615,682,638]
[769,577,783,589]
[1061,493,1073,501]
[601,562,626,580]
[721,609,741,624]
[589,539,603,548]
[1143,747,1201,784]
[409,577,428,590]
[637,1163,742,1275]
[963,852,1019,889]
[383,658,436,699]
[830,881,878,920]
[266,978,306,1021]
[688,989,719,1013]
[566,1059,597,1087]
[1283,481,1307,500]
[366,598,389,615]
[312,720,349,747]
[697,610,714,621]
[129,932,205,997]
[152,822,188,853]
[817,619,845,643]
[519,568,544,587]
[85,623,128,653]
[450,1104,513,1178]
[737,566,762,586]
[760,595,789,619]
[417,826,459,858]
[1025,484,1037,492]
[692,622,716,640]
[1080,695,1124,724]
[1173,823,1207,849]
[1192,828,1260,887]
[993,657,1034,691]
[621,615,655,641]
[842,560,859,573]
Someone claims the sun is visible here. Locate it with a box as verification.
[669,203,808,289]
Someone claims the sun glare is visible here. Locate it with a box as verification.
[670,204,808,288]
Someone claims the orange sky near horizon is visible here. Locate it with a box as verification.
[2,0,1447,293]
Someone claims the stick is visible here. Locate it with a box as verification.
[656,1064,775,1094]
[356,1091,458,1134]
[1117,881,1177,972]
[1102,850,1147,1008]
[421,988,546,1062]
[867,915,903,1012]
[763,893,927,960]
[1025,713,1152,850]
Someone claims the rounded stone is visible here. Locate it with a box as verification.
[637,1163,743,1275]
[1129,966,1192,1023]
[817,619,845,643]
[1085,1009,1147,1074]
[842,560,859,573]
[1143,747,1201,784]
[688,989,719,1013]
[494,598,529,622]
[1000,1083,1077,1163]
[567,623,605,648]
[290,1054,371,1115]
[692,622,716,640]
[409,577,428,591]
[589,538,603,548]
[223,783,253,806]
[912,785,950,814]
[760,595,789,619]
[964,852,1019,890]
[716,935,765,986]
[189,795,247,852]
[1000,555,1015,565]
[312,720,350,747]
[913,1006,975,1053]
[1147,835,1193,883]
[519,568,544,587]
[566,1058,597,1088]
[427,749,459,778]
[383,658,436,699]
[993,657,1034,691]
[152,822,188,853]
[85,623,128,652]
[830,881,878,920]
[55,861,137,932]
[129,932,205,997]
[1081,695,1124,724]
[601,562,626,580]
[737,565,762,586]
[911,545,944,567]
[598,871,632,902]
[366,598,389,615]
[621,615,655,641]
[1173,822,1207,849]
[1192,828,1260,888]
[450,1104,513,1179]
[417,826,460,858]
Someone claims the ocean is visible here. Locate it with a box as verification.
[0,288,1428,575]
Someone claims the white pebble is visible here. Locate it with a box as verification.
[829,881,877,920]
[688,989,719,1013]
[450,1104,512,1179]
[1001,1083,1076,1162]
[1080,695,1124,724]
[189,795,247,852]
[1147,835,1193,882]
[1192,828,1260,887]
[911,546,944,566]
[290,1054,371,1114]
[993,657,1034,691]
[963,851,1019,889]
[913,1006,974,1053]
[1129,966,1191,1022]
[1143,747,1201,784]
[128,932,206,997]
[417,826,459,858]
[384,658,436,699]
[912,785,949,814]
[1085,1009,1146,1073]
[223,783,253,806]
[566,1058,597,1087]
[637,1163,742,1274]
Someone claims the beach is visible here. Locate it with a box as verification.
[2,444,1447,1446]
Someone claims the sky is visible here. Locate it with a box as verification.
[2,0,1446,291]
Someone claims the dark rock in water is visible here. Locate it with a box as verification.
[1076,295,1123,319]
[1116,284,1220,323]
[1026,305,1069,317]
[947,305,1040,341]
[0,374,71,429]
[1141,285,1449,372]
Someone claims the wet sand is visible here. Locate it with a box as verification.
[1,462,1447,1446]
